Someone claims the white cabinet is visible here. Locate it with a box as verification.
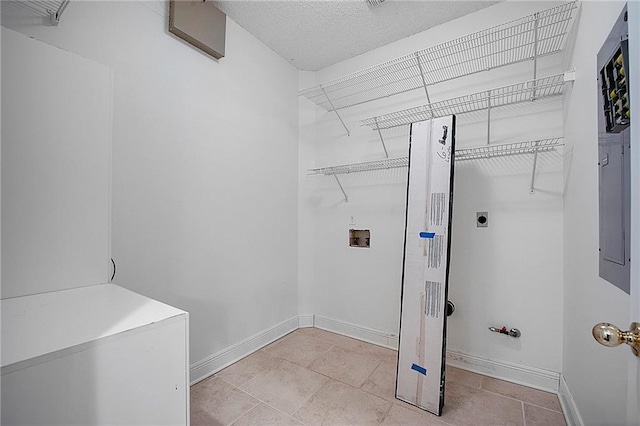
[1,28,190,425]
[1,284,189,425]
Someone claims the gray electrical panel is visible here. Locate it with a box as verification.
[597,6,631,293]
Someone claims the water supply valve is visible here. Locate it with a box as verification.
[489,326,521,338]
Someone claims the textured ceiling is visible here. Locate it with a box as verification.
[213,0,501,71]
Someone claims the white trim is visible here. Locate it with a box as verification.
[558,374,584,426]
[298,314,315,328]
[313,314,399,349]
[189,314,563,397]
[446,350,560,393]
[189,316,298,385]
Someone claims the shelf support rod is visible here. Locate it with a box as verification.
[321,86,350,137]
[486,90,492,145]
[530,147,540,194]
[374,117,389,158]
[414,53,433,112]
[532,12,540,97]
[333,175,349,202]
[48,0,71,26]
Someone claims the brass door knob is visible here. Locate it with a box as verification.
[592,322,640,356]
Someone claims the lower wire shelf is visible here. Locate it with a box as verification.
[308,137,563,201]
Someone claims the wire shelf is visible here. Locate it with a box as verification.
[361,73,567,130]
[2,0,71,25]
[308,157,409,176]
[455,138,564,161]
[299,2,576,111]
[308,138,563,176]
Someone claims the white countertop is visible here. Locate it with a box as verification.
[1,284,186,369]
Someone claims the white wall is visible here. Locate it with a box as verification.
[562,2,631,424]
[2,1,299,374]
[299,1,566,382]
[2,28,112,299]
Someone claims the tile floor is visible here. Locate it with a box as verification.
[191,328,566,426]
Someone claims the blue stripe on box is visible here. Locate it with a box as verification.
[411,363,427,375]
[419,232,435,239]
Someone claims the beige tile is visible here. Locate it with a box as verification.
[382,403,447,425]
[445,366,483,389]
[310,345,381,388]
[240,359,329,415]
[296,327,364,348]
[356,341,399,363]
[294,380,392,425]
[481,377,562,412]
[297,328,398,362]
[190,376,259,426]
[524,403,567,426]
[361,359,397,401]
[263,331,333,367]
[216,350,278,387]
[441,382,524,426]
[231,403,302,426]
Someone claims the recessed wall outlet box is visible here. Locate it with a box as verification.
[477,212,488,227]
[169,1,226,59]
[349,229,370,248]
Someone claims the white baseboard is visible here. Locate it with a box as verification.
[189,314,562,398]
[298,314,314,328]
[313,314,399,349]
[558,374,584,426]
[189,316,298,385]
[446,350,560,393]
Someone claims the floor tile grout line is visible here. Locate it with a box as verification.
[224,400,261,426]
[389,400,455,426]
[305,343,336,372]
[229,376,309,425]
[289,376,334,422]
[294,328,399,364]
[479,387,563,413]
[297,328,390,354]
[472,379,563,413]
[359,358,383,389]
[378,395,395,424]
[308,354,383,389]
[255,398,308,426]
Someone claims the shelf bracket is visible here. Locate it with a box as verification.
[530,147,540,194]
[414,52,432,110]
[486,90,492,145]
[48,0,71,26]
[333,175,349,203]
[563,69,577,82]
[374,117,389,158]
[532,12,539,82]
[321,86,350,137]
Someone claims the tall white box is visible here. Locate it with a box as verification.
[396,116,455,415]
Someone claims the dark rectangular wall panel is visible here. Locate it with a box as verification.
[169,1,226,59]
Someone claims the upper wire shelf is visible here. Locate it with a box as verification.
[299,2,577,112]
[361,73,568,130]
